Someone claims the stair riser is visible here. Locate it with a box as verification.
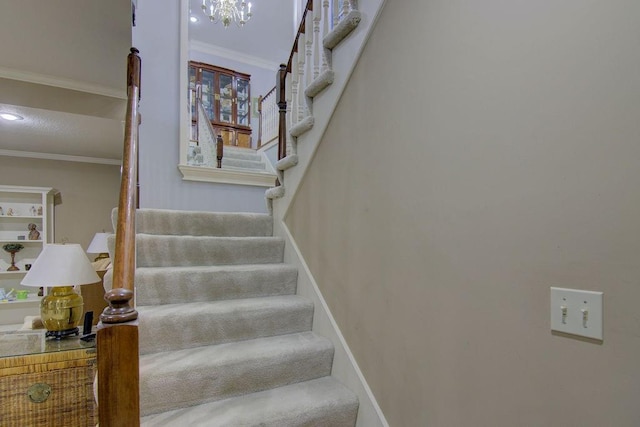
[135,266,298,306]
[136,235,285,267]
[138,299,314,354]
[134,210,273,236]
[139,340,334,416]
[222,158,266,170]
[222,150,262,162]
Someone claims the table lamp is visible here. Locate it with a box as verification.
[87,232,110,261]
[21,244,100,339]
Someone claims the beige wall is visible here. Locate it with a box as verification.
[286,1,640,425]
[0,157,120,250]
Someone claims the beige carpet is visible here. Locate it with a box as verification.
[132,209,358,426]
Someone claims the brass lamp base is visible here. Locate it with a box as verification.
[94,253,109,261]
[40,286,83,339]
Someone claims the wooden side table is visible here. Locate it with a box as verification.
[0,330,97,426]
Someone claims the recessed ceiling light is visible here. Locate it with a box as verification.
[190,16,199,23]
[0,113,23,121]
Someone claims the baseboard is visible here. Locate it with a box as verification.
[280,222,389,427]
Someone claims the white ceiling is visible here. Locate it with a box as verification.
[0,0,132,164]
[0,0,297,164]
[189,0,297,68]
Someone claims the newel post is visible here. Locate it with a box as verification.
[216,135,224,168]
[276,64,288,162]
[97,47,141,427]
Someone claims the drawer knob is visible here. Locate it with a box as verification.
[27,383,52,403]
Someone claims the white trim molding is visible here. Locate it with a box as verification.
[178,164,277,187]
[280,223,390,427]
[0,66,127,100]
[0,149,121,165]
[189,40,281,71]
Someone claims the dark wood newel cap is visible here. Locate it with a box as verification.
[100,288,138,324]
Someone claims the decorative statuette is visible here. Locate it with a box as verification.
[28,223,40,241]
[3,243,24,271]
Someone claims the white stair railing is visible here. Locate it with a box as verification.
[258,86,278,147]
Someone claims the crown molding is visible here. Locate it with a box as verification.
[0,66,127,100]
[189,40,280,71]
[0,149,121,166]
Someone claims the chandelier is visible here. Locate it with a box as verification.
[201,0,253,28]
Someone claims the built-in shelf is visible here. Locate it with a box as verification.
[0,271,27,277]
[0,185,54,325]
[0,296,42,305]
[0,216,43,220]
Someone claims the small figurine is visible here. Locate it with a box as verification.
[28,223,40,241]
[0,206,3,215]
[6,208,14,216]
[37,206,43,216]
[30,206,36,216]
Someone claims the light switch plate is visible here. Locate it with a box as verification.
[550,287,603,340]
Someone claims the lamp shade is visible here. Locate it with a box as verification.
[87,232,110,254]
[21,244,100,287]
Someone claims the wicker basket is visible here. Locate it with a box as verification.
[0,348,97,426]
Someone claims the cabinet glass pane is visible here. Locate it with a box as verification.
[219,74,233,124]
[201,70,215,121]
[236,78,250,127]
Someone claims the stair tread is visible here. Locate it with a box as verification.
[141,376,358,427]
[138,295,314,354]
[140,332,334,416]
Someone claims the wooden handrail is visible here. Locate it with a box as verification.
[286,0,314,73]
[97,47,141,427]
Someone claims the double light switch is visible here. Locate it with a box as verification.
[550,287,603,340]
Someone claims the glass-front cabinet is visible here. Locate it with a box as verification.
[189,61,252,148]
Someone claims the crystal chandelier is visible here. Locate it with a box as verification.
[201,0,253,28]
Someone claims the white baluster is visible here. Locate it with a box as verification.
[342,0,351,17]
[286,70,294,156]
[297,32,306,121]
[313,0,321,79]
[305,12,313,94]
[268,97,275,142]
[322,0,330,71]
[332,0,339,27]
[290,53,299,129]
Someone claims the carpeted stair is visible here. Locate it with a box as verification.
[134,209,358,426]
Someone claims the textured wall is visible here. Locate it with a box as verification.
[286,1,640,425]
[0,157,120,248]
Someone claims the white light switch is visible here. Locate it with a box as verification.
[550,287,603,340]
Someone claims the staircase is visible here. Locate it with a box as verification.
[188,144,275,174]
[132,209,358,426]
[265,1,363,207]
